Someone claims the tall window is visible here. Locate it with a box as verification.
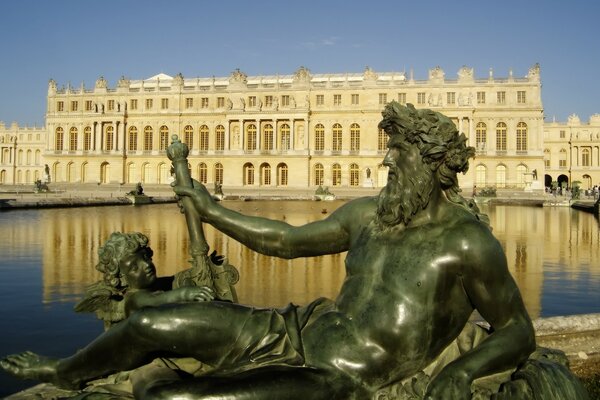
[277,163,288,186]
[201,98,209,108]
[71,101,78,112]
[214,163,223,184]
[417,93,426,104]
[215,125,225,151]
[144,126,153,151]
[264,96,273,108]
[185,98,193,109]
[128,127,138,151]
[447,92,456,105]
[378,93,387,105]
[496,122,507,151]
[332,123,342,152]
[397,93,406,104]
[159,126,169,151]
[351,94,359,105]
[475,122,487,150]
[199,125,209,151]
[69,127,78,151]
[349,163,359,186]
[107,100,115,111]
[378,129,387,152]
[559,149,567,168]
[516,122,527,151]
[145,99,153,109]
[544,149,551,168]
[279,123,290,151]
[262,124,274,150]
[582,148,591,167]
[350,123,360,152]
[475,165,487,187]
[260,163,271,185]
[161,98,169,109]
[333,94,342,106]
[130,99,138,110]
[184,125,194,149]
[314,163,324,186]
[497,91,506,104]
[332,163,342,186]
[315,124,325,151]
[517,91,526,104]
[55,127,64,150]
[243,163,255,185]
[316,95,324,106]
[281,95,290,107]
[248,96,257,107]
[246,124,257,150]
[477,92,486,104]
[57,101,64,112]
[198,163,207,184]
[85,100,93,111]
[84,127,92,151]
[105,126,114,151]
[496,165,507,188]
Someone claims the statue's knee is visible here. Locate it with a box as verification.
[127,308,162,335]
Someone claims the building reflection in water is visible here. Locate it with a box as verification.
[25,201,600,318]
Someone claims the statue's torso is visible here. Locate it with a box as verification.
[303,211,477,389]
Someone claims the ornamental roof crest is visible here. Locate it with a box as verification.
[293,66,311,83]
[457,66,474,80]
[568,113,581,125]
[117,76,130,88]
[428,66,445,81]
[95,76,107,89]
[229,69,247,84]
[527,63,540,81]
[363,66,378,81]
[173,73,184,86]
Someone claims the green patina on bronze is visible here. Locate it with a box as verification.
[1,102,589,399]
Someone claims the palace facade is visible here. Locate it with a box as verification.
[4,64,597,191]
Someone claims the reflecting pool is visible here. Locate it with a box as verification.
[0,201,599,395]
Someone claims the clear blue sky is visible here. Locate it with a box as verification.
[1,0,599,126]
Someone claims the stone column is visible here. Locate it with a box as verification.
[94,122,101,152]
[256,120,261,151]
[290,119,295,150]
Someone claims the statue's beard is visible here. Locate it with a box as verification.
[375,164,435,230]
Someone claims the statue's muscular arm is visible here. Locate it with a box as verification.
[174,184,376,259]
[425,220,536,399]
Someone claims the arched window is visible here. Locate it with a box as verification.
[516,164,528,188]
[81,162,88,183]
[476,122,487,150]
[332,163,341,186]
[55,127,64,150]
[214,162,223,184]
[35,150,41,165]
[142,163,151,183]
[100,162,110,184]
[582,148,591,167]
[243,163,255,185]
[279,123,290,151]
[262,124,274,151]
[105,126,114,151]
[84,126,92,151]
[26,150,32,165]
[67,162,75,183]
[69,127,78,151]
[496,165,507,188]
[246,124,257,151]
[378,129,387,152]
[314,163,324,186]
[128,126,138,151]
[17,150,23,164]
[277,163,288,186]
[159,126,169,151]
[127,162,135,183]
[349,163,360,186]
[215,125,225,151]
[144,126,153,151]
[475,164,487,186]
[315,124,325,151]
[198,162,207,184]
[496,122,507,152]
[184,125,194,149]
[516,122,527,151]
[332,124,342,152]
[157,163,169,184]
[260,163,271,185]
[350,123,360,152]
[199,125,209,151]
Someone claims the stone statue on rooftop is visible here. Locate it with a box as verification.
[1,102,588,400]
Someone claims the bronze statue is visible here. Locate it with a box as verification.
[1,103,588,399]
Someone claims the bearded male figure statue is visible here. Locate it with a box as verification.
[1,103,586,399]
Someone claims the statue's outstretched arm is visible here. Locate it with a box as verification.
[173,185,372,259]
[426,222,535,399]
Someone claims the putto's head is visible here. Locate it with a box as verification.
[96,232,155,290]
[378,101,474,189]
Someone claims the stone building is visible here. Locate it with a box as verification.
[41,65,545,191]
[0,121,46,184]
[544,113,600,190]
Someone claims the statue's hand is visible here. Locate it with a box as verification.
[174,286,215,303]
[424,367,471,400]
[172,180,214,216]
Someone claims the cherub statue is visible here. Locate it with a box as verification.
[75,232,214,329]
